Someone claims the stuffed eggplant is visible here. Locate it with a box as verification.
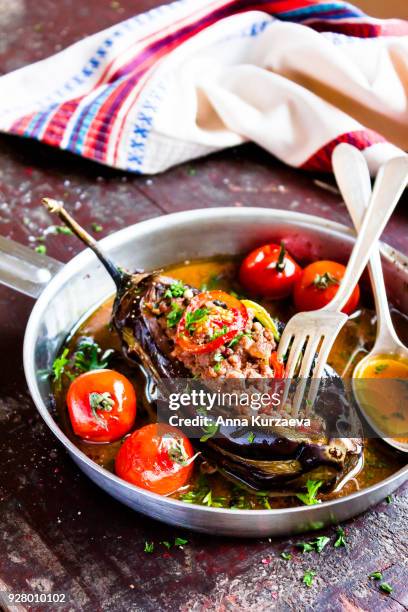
[45,198,363,495]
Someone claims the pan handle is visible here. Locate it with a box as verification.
[0,236,63,298]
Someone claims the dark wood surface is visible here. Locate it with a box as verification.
[0,2,407,611]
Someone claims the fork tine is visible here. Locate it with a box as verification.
[298,334,322,378]
[291,335,323,415]
[285,335,308,379]
[306,335,337,406]
[276,327,294,362]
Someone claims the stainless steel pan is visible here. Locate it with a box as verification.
[1,207,407,537]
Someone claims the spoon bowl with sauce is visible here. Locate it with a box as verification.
[333,144,408,453]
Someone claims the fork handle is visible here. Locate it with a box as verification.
[332,144,398,340]
[325,154,408,313]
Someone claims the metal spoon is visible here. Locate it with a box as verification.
[332,144,408,453]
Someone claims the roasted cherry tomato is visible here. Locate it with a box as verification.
[239,242,301,299]
[176,290,248,354]
[293,260,360,315]
[67,369,136,443]
[115,423,194,495]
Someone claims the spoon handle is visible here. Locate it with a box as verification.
[326,152,408,314]
[332,144,402,348]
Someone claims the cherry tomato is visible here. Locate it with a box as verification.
[293,260,360,315]
[115,424,194,495]
[67,369,136,443]
[239,243,301,299]
[176,290,248,354]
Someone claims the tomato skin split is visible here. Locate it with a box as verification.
[115,424,195,494]
[67,369,136,443]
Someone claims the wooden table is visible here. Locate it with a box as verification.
[0,2,407,610]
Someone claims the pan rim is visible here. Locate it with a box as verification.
[23,206,408,518]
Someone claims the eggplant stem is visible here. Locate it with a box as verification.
[42,198,123,288]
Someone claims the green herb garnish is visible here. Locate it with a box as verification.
[161,541,171,549]
[303,570,316,587]
[35,245,47,254]
[55,225,73,235]
[51,348,72,385]
[174,537,188,547]
[167,302,184,328]
[73,339,114,373]
[185,307,209,333]
[144,541,154,553]
[379,583,393,594]
[334,526,347,548]
[281,552,292,560]
[91,222,103,232]
[296,479,323,506]
[386,495,392,504]
[314,536,330,553]
[200,419,219,442]
[164,281,185,299]
[375,363,388,374]
[369,571,383,580]
[247,432,255,444]
[297,542,315,553]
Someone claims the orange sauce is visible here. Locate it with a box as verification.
[354,354,408,445]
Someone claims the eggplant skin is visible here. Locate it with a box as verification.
[112,272,363,493]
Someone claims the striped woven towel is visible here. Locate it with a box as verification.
[0,0,407,175]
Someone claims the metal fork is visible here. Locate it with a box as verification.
[277,153,408,409]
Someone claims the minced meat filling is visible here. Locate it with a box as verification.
[145,284,278,379]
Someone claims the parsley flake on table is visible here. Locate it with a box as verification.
[174,537,188,547]
[303,570,316,587]
[144,541,154,553]
[379,583,393,594]
[369,571,383,580]
[334,527,347,548]
[281,552,292,561]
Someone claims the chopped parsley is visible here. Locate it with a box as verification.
[375,363,388,374]
[200,419,219,442]
[161,541,171,549]
[51,348,72,385]
[297,542,315,553]
[334,527,347,548]
[227,331,251,348]
[379,583,393,594]
[35,244,47,254]
[386,495,393,504]
[369,571,383,580]
[314,536,330,553]
[73,339,114,373]
[185,307,209,333]
[91,222,103,233]
[303,570,316,587]
[174,537,188,547]
[167,302,184,328]
[180,476,225,507]
[210,325,228,341]
[55,225,73,235]
[280,552,292,560]
[144,541,154,553]
[296,479,323,506]
[164,281,185,299]
[247,432,255,444]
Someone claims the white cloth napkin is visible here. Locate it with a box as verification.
[0,0,406,175]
